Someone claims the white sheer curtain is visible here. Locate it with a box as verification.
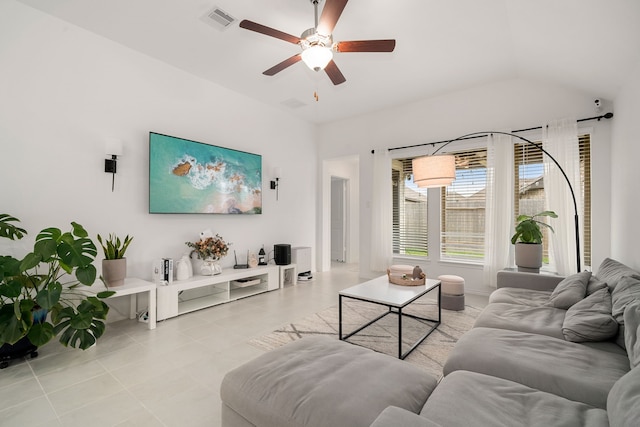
[483,133,514,288]
[543,119,583,276]
[370,148,393,273]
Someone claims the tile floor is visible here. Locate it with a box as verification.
[0,263,488,426]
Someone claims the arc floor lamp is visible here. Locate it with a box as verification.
[376,112,613,274]
[412,130,582,273]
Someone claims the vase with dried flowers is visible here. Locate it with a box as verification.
[185,231,230,275]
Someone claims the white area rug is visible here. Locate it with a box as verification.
[249,299,482,378]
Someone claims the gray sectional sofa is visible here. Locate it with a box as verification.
[220,258,640,426]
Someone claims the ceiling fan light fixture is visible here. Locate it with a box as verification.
[239,0,396,84]
[301,44,333,71]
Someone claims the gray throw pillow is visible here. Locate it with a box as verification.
[611,275,640,323]
[562,287,618,342]
[607,366,640,427]
[546,271,591,309]
[586,276,608,296]
[624,301,640,369]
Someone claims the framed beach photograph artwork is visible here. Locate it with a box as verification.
[149,132,262,214]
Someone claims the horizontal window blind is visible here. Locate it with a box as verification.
[513,142,549,262]
[392,159,428,257]
[513,134,591,266]
[579,134,591,267]
[441,148,487,262]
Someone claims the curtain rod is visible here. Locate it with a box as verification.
[371,112,613,154]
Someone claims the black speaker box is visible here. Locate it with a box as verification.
[274,244,291,265]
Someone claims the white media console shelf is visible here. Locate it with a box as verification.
[156,265,279,320]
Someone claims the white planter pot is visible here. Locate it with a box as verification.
[514,243,542,273]
[102,258,126,287]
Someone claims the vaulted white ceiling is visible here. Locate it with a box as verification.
[17,0,640,124]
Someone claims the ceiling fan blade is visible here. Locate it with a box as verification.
[317,0,348,36]
[336,39,396,53]
[263,54,302,76]
[239,20,301,45]
[324,60,346,85]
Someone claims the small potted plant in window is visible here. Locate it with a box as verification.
[97,233,133,287]
[511,210,557,273]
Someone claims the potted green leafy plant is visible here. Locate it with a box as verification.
[511,210,557,273]
[0,214,114,365]
[97,233,133,287]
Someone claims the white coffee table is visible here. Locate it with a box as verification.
[339,275,441,359]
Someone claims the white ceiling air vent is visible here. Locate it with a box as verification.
[281,98,308,109]
[201,6,236,30]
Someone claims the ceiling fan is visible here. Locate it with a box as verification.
[239,0,396,85]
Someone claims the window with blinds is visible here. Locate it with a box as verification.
[392,158,428,257]
[513,134,591,267]
[440,148,487,262]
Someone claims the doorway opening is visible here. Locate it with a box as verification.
[320,156,359,272]
[331,177,348,263]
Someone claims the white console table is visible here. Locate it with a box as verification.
[89,277,157,330]
[279,263,297,287]
[156,265,279,321]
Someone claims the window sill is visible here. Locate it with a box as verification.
[393,255,430,264]
[393,256,485,270]
[438,259,483,268]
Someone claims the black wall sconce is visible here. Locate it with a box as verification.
[105,139,123,192]
[270,167,282,201]
[105,155,118,192]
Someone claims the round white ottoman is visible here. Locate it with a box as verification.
[438,274,465,311]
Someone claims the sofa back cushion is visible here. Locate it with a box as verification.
[611,275,640,323]
[607,366,640,427]
[624,301,640,369]
[546,271,591,309]
[610,275,640,350]
[562,287,618,342]
[596,258,640,291]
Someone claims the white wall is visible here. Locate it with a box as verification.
[0,2,317,315]
[317,78,613,294]
[611,62,640,271]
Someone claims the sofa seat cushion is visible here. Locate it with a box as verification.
[488,287,552,306]
[420,370,609,427]
[473,303,566,339]
[220,336,438,427]
[443,327,630,408]
[370,407,443,427]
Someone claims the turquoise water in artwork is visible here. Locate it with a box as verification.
[149,133,262,214]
